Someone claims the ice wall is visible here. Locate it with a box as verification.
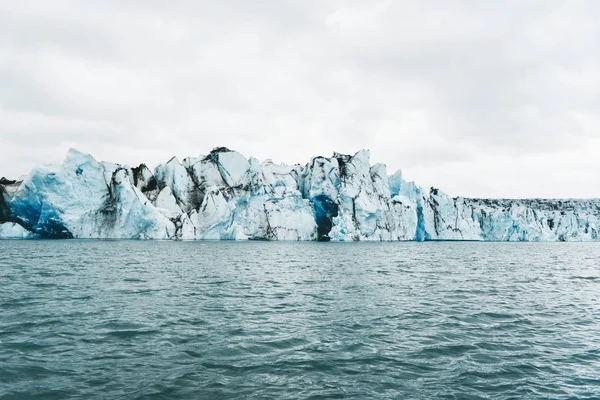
[1,148,598,241]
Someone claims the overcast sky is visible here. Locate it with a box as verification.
[1,1,599,198]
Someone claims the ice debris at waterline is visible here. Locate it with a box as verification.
[1,148,599,241]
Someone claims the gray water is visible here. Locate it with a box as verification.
[1,241,600,399]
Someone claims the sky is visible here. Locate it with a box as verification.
[1,0,599,198]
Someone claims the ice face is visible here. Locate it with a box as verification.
[1,147,599,241]
[2,149,175,239]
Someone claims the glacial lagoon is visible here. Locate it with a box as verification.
[1,241,600,399]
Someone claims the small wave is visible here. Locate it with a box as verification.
[568,275,599,281]
[105,329,160,338]
[122,277,147,282]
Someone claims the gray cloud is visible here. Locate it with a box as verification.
[1,0,599,198]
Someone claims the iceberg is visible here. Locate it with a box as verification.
[1,148,599,241]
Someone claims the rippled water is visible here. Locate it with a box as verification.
[1,241,600,399]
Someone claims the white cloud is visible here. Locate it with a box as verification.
[0,0,598,198]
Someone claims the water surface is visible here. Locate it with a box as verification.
[1,241,600,399]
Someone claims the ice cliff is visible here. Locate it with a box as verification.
[1,148,599,241]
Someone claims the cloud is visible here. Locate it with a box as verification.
[0,0,598,198]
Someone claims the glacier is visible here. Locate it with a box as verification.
[1,148,599,241]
